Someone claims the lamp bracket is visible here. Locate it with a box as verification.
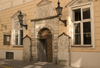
[59,18,67,26]
[19,20,27,29]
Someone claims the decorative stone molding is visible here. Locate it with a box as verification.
[37,0,52,6]
[65,0,96,7]
[58,32,70,38]
[3,31,11,35]
[11,10,26,19]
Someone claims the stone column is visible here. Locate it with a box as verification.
[52,35,58,64]
[32,38,37,61]
[31,21,37,61]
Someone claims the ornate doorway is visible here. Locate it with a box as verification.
[38,28,53,62]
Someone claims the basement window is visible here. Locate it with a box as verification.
[6,52,14,59]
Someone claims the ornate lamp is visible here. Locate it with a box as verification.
[56,0,63,15]
[56,0,67,26]
[18,11,27,29]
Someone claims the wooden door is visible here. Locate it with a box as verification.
[46,38,52,62]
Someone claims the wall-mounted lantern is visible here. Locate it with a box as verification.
[56,0,67,26]
[18,11,27,29]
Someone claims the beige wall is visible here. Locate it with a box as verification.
[0,0,100,52]
[0,0,33,10]
[0,0,69,50]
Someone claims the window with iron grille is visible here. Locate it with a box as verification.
[6,52,14,59]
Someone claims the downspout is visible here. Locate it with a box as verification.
[30,39,32,62]
[69,37,71,67]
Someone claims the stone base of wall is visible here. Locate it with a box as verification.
[57,60,69,66]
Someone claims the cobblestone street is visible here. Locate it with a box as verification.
[0,59,74,68]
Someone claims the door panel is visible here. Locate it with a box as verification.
[46,38,52,62]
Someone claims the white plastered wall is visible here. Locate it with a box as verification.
[71,52,100,68]
[0,49,23,60]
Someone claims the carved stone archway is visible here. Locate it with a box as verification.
[31,16,59,63]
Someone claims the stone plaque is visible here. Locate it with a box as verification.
[23,35,31,62]
[58,33,70,66]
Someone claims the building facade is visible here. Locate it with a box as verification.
[0,0,100,68]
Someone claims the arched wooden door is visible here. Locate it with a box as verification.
[38,28,53,62]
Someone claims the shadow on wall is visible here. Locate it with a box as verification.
[0,59,66,68]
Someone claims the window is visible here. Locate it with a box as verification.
[12,18,24,46]
[14,21,23,45]
[6,52,14,59]
[71,3,94,47]
[4,35,10,45]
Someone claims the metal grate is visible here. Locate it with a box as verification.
[6,52,14,59]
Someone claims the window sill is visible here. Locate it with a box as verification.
[13,45,23,47]
[71,45,93,48]
[4,44,10,46]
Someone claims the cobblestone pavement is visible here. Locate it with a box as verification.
[0,59,74,68]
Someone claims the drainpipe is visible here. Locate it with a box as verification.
[69,37,71,67]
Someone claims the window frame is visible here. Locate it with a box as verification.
[69,2,95,48]
[12,16,25,46]
[3,35,11,45]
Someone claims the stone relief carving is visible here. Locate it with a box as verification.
[35,3,54,18]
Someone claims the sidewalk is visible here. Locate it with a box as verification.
[0,59,73,68]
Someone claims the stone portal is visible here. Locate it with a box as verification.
[31,0,59,63]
